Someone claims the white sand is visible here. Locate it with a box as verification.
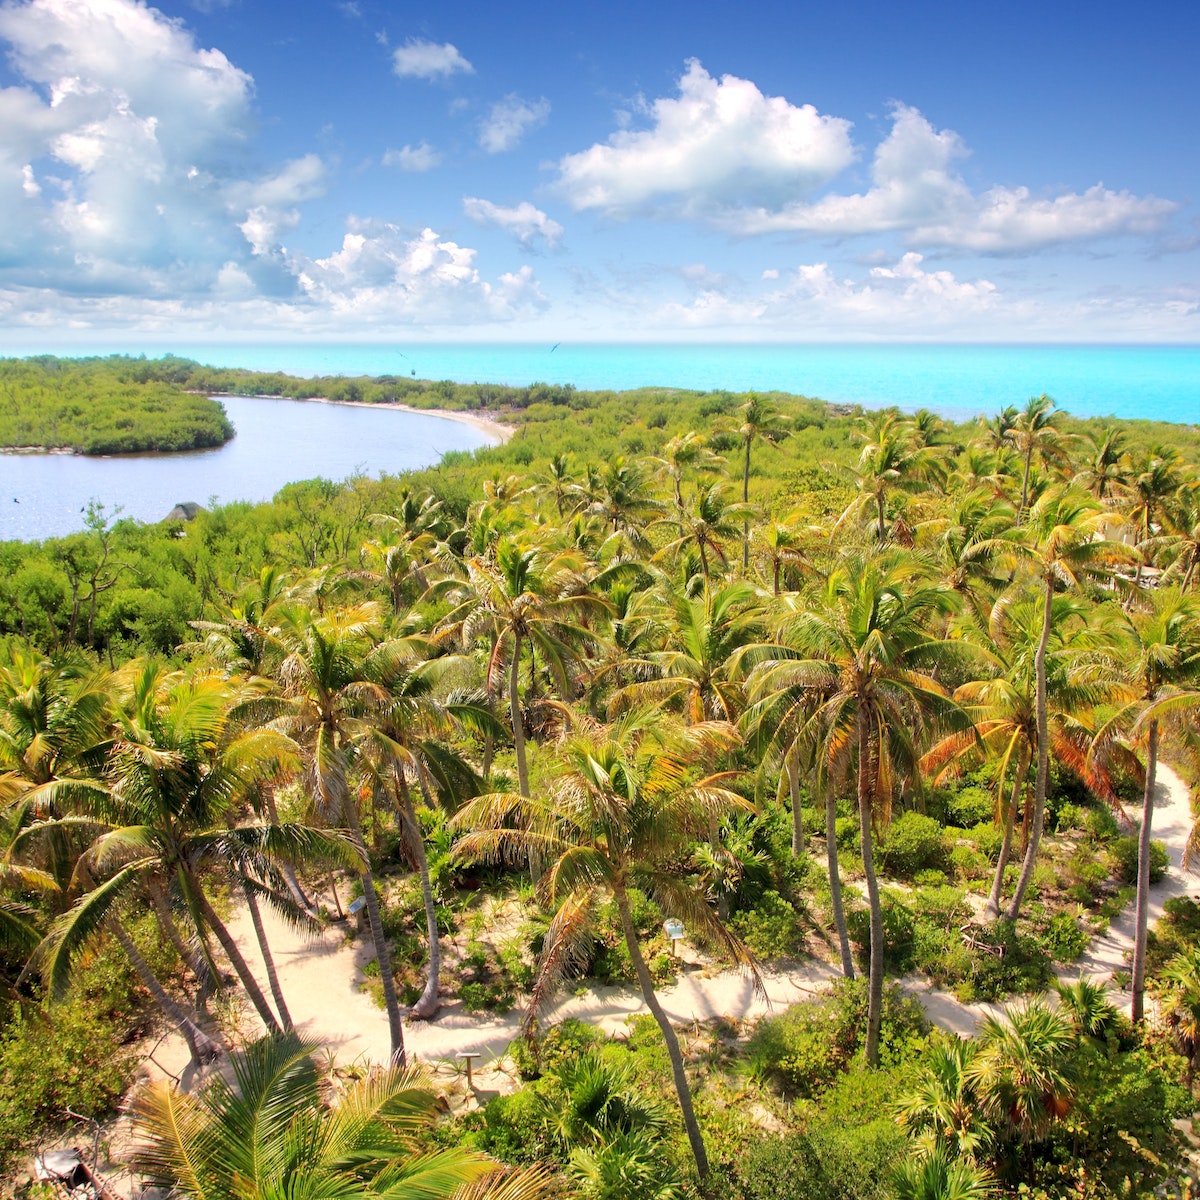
[139,763,1196,1085]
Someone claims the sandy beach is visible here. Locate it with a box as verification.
[289,396,514,445]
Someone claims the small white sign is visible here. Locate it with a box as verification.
[663,919,685,940]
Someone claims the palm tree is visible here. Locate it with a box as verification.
[750,514,817,596]
[839,412,943,544]
[586,457,664,555]
[727,394,790,568]
[440,538,608,797]
[609,580,761,725]
[35,665,340,1060]
[651,482,751,587]
[647,431,724,528]
[1003,488,1134,920]
[1157,947,1200,1091]
[451,710,759,1181]
[766,553,964,1065]
[967,999,1074,1152]
[131,1033,553,1200]
[896,1034,992,1163]
[1077,424,1131,503]
[892,1149,994,1200]
[1010,394,1071,522]
[272,601,426,1063]
[1053,976,1119,1043]
[1094,587,1200,1021]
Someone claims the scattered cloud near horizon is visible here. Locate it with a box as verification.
[391,37,473,80]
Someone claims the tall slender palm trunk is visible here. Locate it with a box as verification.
[111,921,216,1065]
[825,782,855,979]
[742,440,752,571]
[984,752,1030,919]
[341,794,406,1064]
[242,882,293,1031]
[1132,718,1158,1023]
[191,884,283,1036]
[613,883,709,1180]
[857,712,885,1068]
[786,754,803,855]
[1007,577,1054,920]
[399,776,442,1020]
[509,630,530,797]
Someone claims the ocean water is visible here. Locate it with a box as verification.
[12,342,1197,425]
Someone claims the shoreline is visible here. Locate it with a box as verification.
[212,392,514,445]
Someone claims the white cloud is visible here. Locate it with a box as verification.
[478,94,550,153]
[555,60,855,216]
[391,38,473,80]
[382,142,442,172]
[722,104,1176,251]
[462,196,562,249]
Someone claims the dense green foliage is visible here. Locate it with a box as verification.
[3,358,1200,1196]
[0,356,234,453]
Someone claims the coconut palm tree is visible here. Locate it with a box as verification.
[764,552,965,1065]
[1093,587,1200,1021]
[451,710,759,1181]
[727,394,791,568]
[131,1033,553,1200]
[1010,394,1072,522]
[272,601,428,1063]
[647,431,724,529]
[1077,424,1131,503]
[438,539,608,797]
[1003,488,1134,920]
[750,514,818,596]
[651,482,752,587]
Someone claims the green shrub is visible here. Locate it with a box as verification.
[511,1017,606,1081]
[947,785,994,828]
[1085,806,1120,843]
[731,890,806,958]
[834,816,859,849]
[846,891,917,973]
[969,821,1004,862]
[745,979,926,1097]
[913,868,949,886]
[1055,802,1084,832]
[948,844,990,882]
[1040,911,1090,962]
[877,812,946,878]
[1110,836,1169,884]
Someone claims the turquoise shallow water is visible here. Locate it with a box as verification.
[17,342,1196,425]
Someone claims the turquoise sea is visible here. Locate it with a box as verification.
[17,341,1196,425]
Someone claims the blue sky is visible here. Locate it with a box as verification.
[0,0,1197,343]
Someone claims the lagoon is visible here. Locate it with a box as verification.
[0,395,493,543]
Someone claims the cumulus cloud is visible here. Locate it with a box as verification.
[479,94,550,153]
[391,38,473,80]
[382,142,442,172]
[716,103,1176,251]
[555,60,855,216]
[462,196,563,249]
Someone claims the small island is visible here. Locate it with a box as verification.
[0,355,234,455]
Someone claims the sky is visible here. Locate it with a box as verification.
[0,0,1197,345]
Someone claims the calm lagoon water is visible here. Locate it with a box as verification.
[3,341,1198,542]
[0,395,491,542]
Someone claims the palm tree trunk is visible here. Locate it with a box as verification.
[192,885,283,1036]
[509,630,530,797]
[613,882,709,1180]
[825,782,855,980]
[786,754,803,856]
[984,752,1030,919]
[110,920,214,1065]
[327,870,345,919]
[742,438,752,570]
[1007,577,1054,921]
[399,777,441,1020]
[150,885,212,1006]
[262,786,316,915]
[1132,717,1158,1023]
[242,881,293,1031]
[857,713,885,1069]
[1019,443,1034,521]
[341,798,406,1064]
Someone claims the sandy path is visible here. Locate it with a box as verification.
[906,761,1197,1035]
[144,762,1194,1082]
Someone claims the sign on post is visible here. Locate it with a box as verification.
[663,919,685,956]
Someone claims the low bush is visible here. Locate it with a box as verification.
[947,785,994,828]
[948,844,990,882]
[1040,911,1090,962]
[877,812,946,878]
[745,979,926,1097]
[1109,836,1169,885]
[731,890,807,958]
[969,821,1005,862]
